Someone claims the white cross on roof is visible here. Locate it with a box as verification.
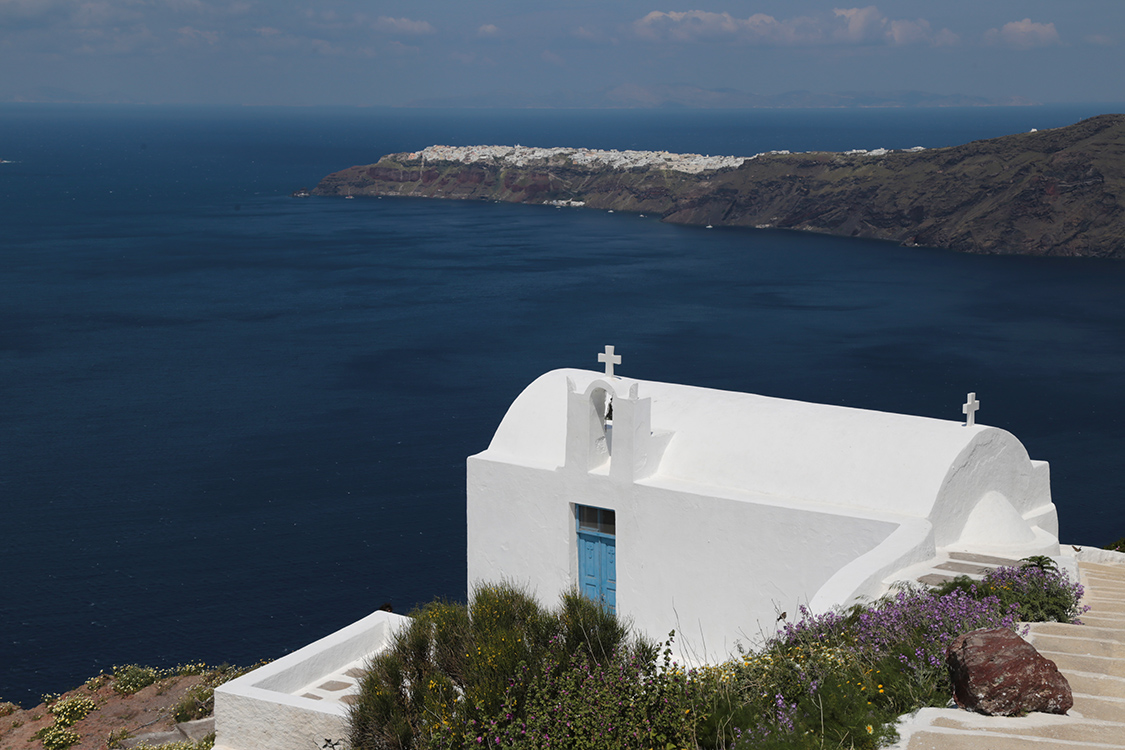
[598,345,621,377]
[963,392,980,427]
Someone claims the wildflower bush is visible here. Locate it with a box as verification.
[112,662,211,696]
[111,665,164,695]
[172,663,265,723]
[50,695,97,727]
[34,724,81,750]
[692,583,1023,750]
[84,673,111,692]
[128,733,215,750]
[933,557,1088,624]
[351,564,1086,750]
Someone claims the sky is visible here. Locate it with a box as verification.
[1,1,1123,106]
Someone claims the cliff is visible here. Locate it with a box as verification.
[311,114,1125,258]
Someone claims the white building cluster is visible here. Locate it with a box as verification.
[409,144,749,174]
[406,143,926,174]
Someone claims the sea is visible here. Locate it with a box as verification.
[1,103,1123,707]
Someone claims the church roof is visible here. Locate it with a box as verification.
[477,368,1036,521]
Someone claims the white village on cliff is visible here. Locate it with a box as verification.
[212,347,1122,750]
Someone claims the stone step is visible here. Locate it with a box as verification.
[894,560,1125,750]
[1030,623,1125,640]
[1084,584,1125,597]
[1083,563,1125,575]
[1028,633,1125,659]
[1039,651,1125,679]
[947,551,1022,566]
[1083,587,1125,597]
[1080,615,1125,630]
[1084,606,1125,618]
[1067,672,1125,701]
[907,727,1125,749]
[1072,694,1125,723]
[1084,602,1125,616]
[930,715,1125,744]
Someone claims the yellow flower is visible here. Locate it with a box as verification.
[866,725,874,734]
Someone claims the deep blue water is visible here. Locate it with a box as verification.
[1,103,1123,706]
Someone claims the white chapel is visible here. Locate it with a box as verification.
[213,348,1067,750]
[466,348,1061,660]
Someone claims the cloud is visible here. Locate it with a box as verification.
[541,49,564,65]
[983,19,1060,49]
[477,23,498,37]
[832,6,888,43]
[385,39,420,55]
[372,16,435,35]
[1085,33,1114,46]
[176,25,218,45]
[633,6,956,47]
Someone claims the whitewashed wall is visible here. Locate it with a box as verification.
[467,368,1061,661]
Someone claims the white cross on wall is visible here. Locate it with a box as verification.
[963,392,980,427]
[598,345,621,377]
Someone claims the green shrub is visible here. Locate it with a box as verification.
[112,665,164,695]
[473,635,693,750]
[0,700,17,717]
[50,695,97,727]
[171,664,252,723]
[349,582,640,750]
[1106,537,1125,553]
[34,724,81,750]
[106,728,133,748]
[131,732,215,750]
[172,683,215,724]
[85,673,110,692]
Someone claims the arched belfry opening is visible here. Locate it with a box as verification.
[591,386,613,461]
[564,377,669,482]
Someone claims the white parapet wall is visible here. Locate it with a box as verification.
[214,609,408,750]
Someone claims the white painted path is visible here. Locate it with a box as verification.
[894,560,1125,750]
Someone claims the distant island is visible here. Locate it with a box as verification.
[311,114,1125,258]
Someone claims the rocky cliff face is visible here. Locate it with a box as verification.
[312,115,1125,258]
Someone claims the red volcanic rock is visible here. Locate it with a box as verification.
[946,628,1073,716]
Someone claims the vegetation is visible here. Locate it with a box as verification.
[128,733,215,750]
[933,556,1088,624]
[49,695,97,727]
[33,724,81,750]
[350,561,1087,750]
[1106,537,1125,553]
[110,662,206,696]
[350,582,654,750]
[172,663,260,723]
[2,662,257,750]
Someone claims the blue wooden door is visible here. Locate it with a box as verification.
[577,506,616,613]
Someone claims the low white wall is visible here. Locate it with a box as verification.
[214,610,408,750]
[1074,546,1125,565]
